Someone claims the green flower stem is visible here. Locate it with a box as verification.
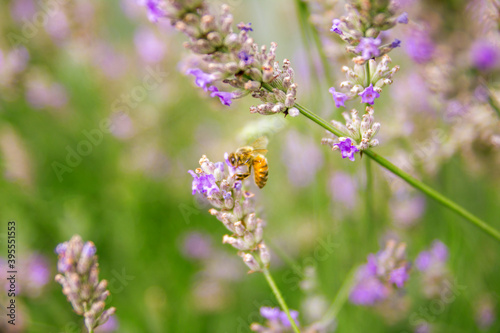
[365,157,374,224]
[293,102,500,242]
[263,267,301,333]
[318,267,357,328]
[488,94,500,118]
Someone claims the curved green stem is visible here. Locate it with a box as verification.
[263,268,301,333]
[365,157,374,225]
[294,102,500,242]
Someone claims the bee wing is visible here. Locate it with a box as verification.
[249,136,269,150]
[253,149,268,155]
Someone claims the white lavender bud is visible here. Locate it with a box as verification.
[259,244,271,266]
[241,253,261,272]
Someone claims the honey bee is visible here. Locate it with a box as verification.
[228,137,269,189]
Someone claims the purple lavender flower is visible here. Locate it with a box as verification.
[470,40,499,71]
[329,87,349,107]
[415,251,432,271]
[95,315,118,332]
[350,275,388,305]
[181,232,213,260]
[134,28,166,63]
[209,86,234,106]
[282,130,324,188]
[138,0,166,22]
[415,240,448,271]
[237,22,253,32]
[238,51,254,66]
[405,29,435,64]
[188,170,220,197]
[330,19,343,35]
[389,266,409,288]
[260,307,281,321]
[430,240,448,262]
[356,37,381,60]
[350,240,409,306]
[279,309,299,327]
[27,255,50,291]
[329,172,357,210]
[397,12,409,24]
[259,306,300,328]
[391,39,402,48]
[10,0,36,23]
[333,138,359,161]
[186,68,216,91]
[55,235,116,332]
[358,84,380,105]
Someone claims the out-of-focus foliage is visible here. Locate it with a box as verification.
[0,0,499,332]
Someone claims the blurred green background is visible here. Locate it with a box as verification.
[0,0,499,332]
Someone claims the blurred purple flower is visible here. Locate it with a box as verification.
[397,12,409,24]
[329,87,349,107]
[95,315,119,332]
[45,11,70,43]
[476,298,496,330]
[27,255,50,291]
[181,232,213,260]
[391,195,426,227]
[138,0,166,22]
[470,40,499,71]
[110,112,135,140]
[330,19,343,35]
[415,240,448,271]
[26,81,68,110]
[350,240,409,306]
[280,310,300,327]
[135,28,167,63]
[329,172,357,210]
[10,0,36,23]
[358,84,380,105]
[350,275,388,305]
[282,130,324,188]
[356,38,381,60]
[92,43,128,79]
[260,307,281,321]
[405,29,435,64]
[391,39,402,48]
[237,22,253,32]
[186,68,216,91]
[238,51,254,66]
[209,86,234,106]
[260,306,300,327]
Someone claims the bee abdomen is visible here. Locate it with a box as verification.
[253,155,269,189]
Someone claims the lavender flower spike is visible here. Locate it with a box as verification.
[350,239,411,306]
[189,154,269,273]
[138,0,166,23]
[55,235,116,333]
[140,1,298,115]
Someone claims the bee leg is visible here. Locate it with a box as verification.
[235,172,251,181]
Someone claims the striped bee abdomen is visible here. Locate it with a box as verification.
[252,154,268,189]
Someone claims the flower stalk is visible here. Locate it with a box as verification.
[294,101,500,242]
[263,267,301,333]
